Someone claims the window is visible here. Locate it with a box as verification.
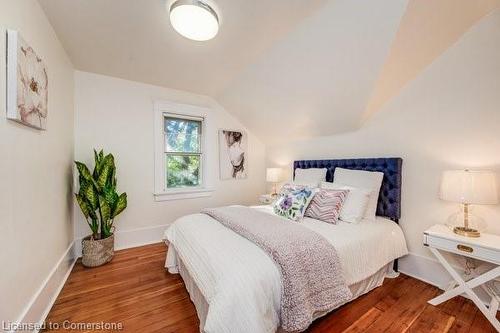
[164,115,203,189]
[154,101,214,201]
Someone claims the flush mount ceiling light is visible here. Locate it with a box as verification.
[169,0,219,41]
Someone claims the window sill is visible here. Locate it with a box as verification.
[154,187,215,201]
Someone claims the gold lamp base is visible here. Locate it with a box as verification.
[452,203,481,237]
[453,226,480,238]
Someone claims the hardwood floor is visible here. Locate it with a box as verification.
[44,243,499,332]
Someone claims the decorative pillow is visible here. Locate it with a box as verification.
[333,168,384,220]
[280,182,302,193]
[279,182,314,195]
[294,168,328,187]
[304,189,349,224]
[273,187,315,221]
[321,182,371,223]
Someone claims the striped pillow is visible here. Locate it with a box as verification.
[304,189,349,224]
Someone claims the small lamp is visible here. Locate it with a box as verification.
[266,168,282,197]
[440,170,498,237]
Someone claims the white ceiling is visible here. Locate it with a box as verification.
[40,0,492,143]
[38,0,327,97]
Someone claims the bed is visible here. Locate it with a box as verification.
[164,158,408,333]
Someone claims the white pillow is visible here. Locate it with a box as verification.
[320,182,371,223]
[294,168,327,187]
[333,168,384,220]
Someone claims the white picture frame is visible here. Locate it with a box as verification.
[6,30,48,130]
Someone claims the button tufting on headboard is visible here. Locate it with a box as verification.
[293,158,403,223]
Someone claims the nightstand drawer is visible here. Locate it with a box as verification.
[424,234,500,264]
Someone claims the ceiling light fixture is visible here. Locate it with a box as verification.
[169,0,219,41]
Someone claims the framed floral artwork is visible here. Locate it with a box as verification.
[6,30,48,130]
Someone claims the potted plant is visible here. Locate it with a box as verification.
[75,149,127,267]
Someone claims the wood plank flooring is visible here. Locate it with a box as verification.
[43,243,499,332]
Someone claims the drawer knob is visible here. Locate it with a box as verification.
[457,244,473,253]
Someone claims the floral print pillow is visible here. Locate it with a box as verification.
[273,187,315,221]
[278,183,309,196]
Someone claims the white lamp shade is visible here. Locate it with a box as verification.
[266,168,282,183]
[440,170,498,204]
[170,0,219,41]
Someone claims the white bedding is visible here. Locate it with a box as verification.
[164,205,408,333]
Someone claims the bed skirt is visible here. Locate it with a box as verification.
[166,244,396,333]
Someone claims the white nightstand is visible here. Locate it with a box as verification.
[423,224,500,331]
[259,194,275,205]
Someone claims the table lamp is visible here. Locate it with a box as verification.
[266,168,282,197]
[440,170,498,237]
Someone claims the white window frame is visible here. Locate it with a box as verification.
[154,101,214,201]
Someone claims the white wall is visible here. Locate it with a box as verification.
[267,10,500,261]
[74,71,266,241]
[0,0,74,324]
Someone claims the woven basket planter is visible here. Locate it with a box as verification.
[82,234,114,267]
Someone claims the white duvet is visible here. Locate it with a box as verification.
[164,206,408,333]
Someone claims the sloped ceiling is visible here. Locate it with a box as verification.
[364,0,500,121]
[218,0,408,143]
[38,0,500,144]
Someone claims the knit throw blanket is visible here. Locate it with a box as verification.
[202,206,352,332]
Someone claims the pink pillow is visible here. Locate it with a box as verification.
[305,189,349,224]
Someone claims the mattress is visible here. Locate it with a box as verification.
[164,205,408,333]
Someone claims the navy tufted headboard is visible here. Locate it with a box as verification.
[293,158,403,223]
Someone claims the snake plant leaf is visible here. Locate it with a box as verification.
[84,181,99,209]
[80,175,88,189]
[112,193,127,218]
[75,193,91,219]
[97,154,115,189]
[88,205,98,220]
[93,149,100,177]
[95,150,107,176]
[75,161,93,183]
[93,149,99,166]
[78,174,87,189]
[96,165,107,189]
[103,184,119,207]
[90,218,99,235]
[99,195,112,222]
[101,220,112,238]
[75,150,126,238]
[111,165,117,187]
[78,177,88,196]
[105,153,114,162]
